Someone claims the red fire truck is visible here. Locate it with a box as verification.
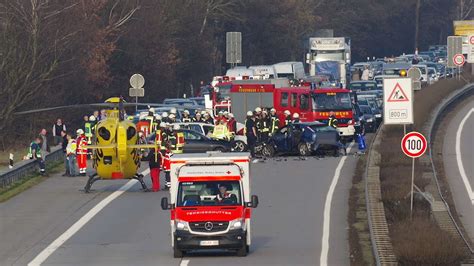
[228,82,356,139]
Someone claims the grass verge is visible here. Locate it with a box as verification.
[348,135,375,266]
[0,160,63,203]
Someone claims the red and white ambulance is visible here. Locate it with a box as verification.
[160,152,259,257]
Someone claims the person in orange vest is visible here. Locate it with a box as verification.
[147,145,163,192]
[76,129,88,176]
[163,143,173,189]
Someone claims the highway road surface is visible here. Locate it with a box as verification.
[443,98,474,243]
[0,149,357,266]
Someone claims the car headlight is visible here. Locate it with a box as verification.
[175,219,189,231]
[230,218,245,230]
[367,118,374,122]
[375,114,382,118]
[348,119,353,125]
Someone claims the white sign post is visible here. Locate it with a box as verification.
[401,131,427,219]
[383,78,414,131]
[129,74,145,112]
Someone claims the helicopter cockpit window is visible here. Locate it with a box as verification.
[127,126,136,140]
[98,127,111,141]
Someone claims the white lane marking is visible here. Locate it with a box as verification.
[180,259,190,266]
[28,169,150,266]
[320,142,354,266]
[455,108,474,205]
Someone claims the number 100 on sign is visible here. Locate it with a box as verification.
[401,132,427,158]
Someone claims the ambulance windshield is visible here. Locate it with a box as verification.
[177,181,242,207]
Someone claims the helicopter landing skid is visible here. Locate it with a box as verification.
[84,174,101,193]
[133,173,150,192]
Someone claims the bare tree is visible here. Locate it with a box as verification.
[197,0,242,36]
[459,0,474,19]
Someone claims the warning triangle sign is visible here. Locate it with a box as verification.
[387,83,409,102]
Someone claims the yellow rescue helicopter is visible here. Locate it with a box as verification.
[16,97,193,192]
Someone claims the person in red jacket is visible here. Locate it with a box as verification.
[76,129,88,176]
[163,144,173,189]
[147,147,163,192]
[227,113,237,134]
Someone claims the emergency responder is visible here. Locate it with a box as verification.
[223,111,230,123]
[61,130,69,176]
[76,129,88,176]
[270,108,280,135]
[89,115,97,133]
[169,113,177,124]
[152,114,162,132]
[257,110,271,142]
[84,116,93,144]
[147,146,163,192]
[203,112,214,124]
[162,112,170,124]
[182,110,192,123]
[193,112,203,123]
[328,111,338,128]
[29,136,45,175]
[292,113,300,123]
[155,122,168,152]
[66,134,78,176]
[212,119,231,141]
[245,111,257,156]
[284,110,292,125]
[227,113,237,135]
[145,108,155,132]
[255,107,262,118]
[170,107,177,117]
[163,143,173,189]
[215,111,222,124]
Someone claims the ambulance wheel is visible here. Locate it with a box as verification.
[298,143,310,156]
[231,140,247,152]
[173,241,184,258]
[236,242,248,257]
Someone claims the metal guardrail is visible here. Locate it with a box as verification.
[365,125,398,266]
[425,83,474,255]
[0,147,63,188]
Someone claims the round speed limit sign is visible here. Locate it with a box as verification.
[401,131,427,158]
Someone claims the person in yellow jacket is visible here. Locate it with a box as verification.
[212,119,232,141]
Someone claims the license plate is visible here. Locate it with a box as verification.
[200,240,219,246]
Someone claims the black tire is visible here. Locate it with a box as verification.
[231,140,247,152]
[261,144,275,157]
[173,240,184,258]
[236,242,248,257]
[298,143,311,156]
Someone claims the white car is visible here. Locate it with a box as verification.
[175,122,248,152]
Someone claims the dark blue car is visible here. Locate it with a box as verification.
[257,122,346,157]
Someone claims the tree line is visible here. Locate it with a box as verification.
[0,0,467,148]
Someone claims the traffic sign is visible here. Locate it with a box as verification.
[407,67,421,81]
[130,74,145,89]
[383,78,413,125]
[453,54,465,66]
[129,88,145,97]
[448,36,463,67]
[401,131,427,158]
[468,35,474,63]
